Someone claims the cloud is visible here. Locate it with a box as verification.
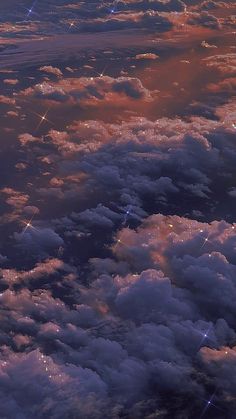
[187,11,221,29]
[203,53,236,76]
[39,66,63,77]
[21,75,153,106]
[14,227,64,258]
[199,345,236,400]
[0,1,235,416]
[3,79,19,85]
[1,212,235,416]
[1,188,29,210]
[112,214,236,326]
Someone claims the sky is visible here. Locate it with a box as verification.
[0,0,236,418]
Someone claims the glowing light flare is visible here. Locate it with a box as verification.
[93,65,109,78]
[121,206,132,227]
[32,109,53,131]
[199,392,223,418]
[21,220,38,236]
[20,210,38,236]
[68,21,79,31]
[200,232,212,249]
[113,237,127,251]
[196,325,215,351]
[22,0,38,21]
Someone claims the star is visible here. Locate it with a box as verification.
[22,0,38,21]
[199,392,223,418]
[200,233,212,249]
[32,109,53,131]
[20,210,38,236]
[93,65,108,78]
[196,325,214,350]
[68,21,79,31]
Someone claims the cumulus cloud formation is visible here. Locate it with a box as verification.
[14,227,64,257]
[0,214,236,417]
[21,75,153,106]
[39,66,63,77]
[1,98,236,416]
[0,0,236,417]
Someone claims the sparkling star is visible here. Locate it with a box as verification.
[200,232,212,249]
[68,21,79,31]
[21,210,38,235]
[22,0,38,21]
[32,109,53,131]
[199,392,222,418]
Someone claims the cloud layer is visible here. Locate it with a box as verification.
[0,0,236,417]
